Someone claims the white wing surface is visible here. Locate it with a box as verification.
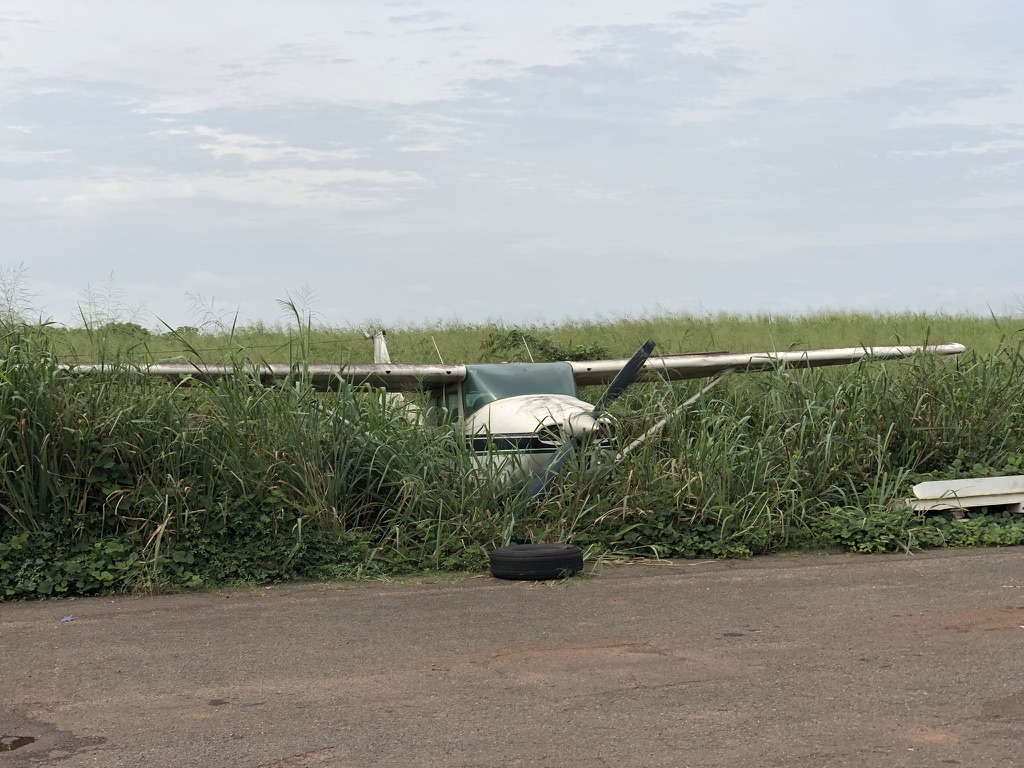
[569,343,966,386]
[64,362,467,392]
[63,343,964,392]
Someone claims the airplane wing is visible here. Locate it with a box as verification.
[63,362,468,392]
[303,363,466,391]
[63,343,965,392]
[568,343,966,387]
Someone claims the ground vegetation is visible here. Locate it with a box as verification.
[2,311,1023,598]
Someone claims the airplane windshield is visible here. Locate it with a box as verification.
[463,363,578,415]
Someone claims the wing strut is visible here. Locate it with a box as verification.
[615,367,736,462]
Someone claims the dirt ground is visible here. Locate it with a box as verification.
[2,548,1024,767]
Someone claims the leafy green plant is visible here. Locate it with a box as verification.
[2,313,1024,600]
[481,328,609,362]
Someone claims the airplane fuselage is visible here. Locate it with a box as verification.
[424,361,612,478]
[461,393,612,479]
[63,332,966,491]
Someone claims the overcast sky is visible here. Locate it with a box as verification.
[2,1,1022,329]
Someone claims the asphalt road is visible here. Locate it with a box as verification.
[2,549,1024,767]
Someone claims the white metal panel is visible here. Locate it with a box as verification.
[570,343,966,386]
[911,475,1024,514]
[63,343,964,391]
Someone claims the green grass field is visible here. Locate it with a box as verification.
[3,311,1024,599]
[44,310,1023,365]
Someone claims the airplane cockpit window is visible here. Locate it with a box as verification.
[462,363,578,416]
[426,384,462,426]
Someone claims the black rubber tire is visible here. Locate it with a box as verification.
[489,543,584,580]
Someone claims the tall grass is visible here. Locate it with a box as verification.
[567,343,1024,556]
[2,314,1024,598]
[43,310,1021,364]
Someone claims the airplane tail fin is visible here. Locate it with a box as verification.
[364,330,421,424]
[366,329,392,364]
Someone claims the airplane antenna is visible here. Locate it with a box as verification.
[521,333,535,363]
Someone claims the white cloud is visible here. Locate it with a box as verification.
[388,113,473,152]
[890,137,1024,159]
[2,165,427,215]
[183,126,364,164]
[2,1,1022,326]
[0,148,71,164]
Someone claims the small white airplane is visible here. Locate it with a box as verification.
[67,334,966,497]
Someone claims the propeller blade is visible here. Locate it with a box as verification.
[592,339,655,412]
[527,339,656,499]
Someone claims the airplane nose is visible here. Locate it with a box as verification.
[535,423,563,447]
[535,411,599,445]
[564,411,600,439]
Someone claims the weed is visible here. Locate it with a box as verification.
[1,314,1023,598]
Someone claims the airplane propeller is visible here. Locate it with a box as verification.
[526,339,656,499]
